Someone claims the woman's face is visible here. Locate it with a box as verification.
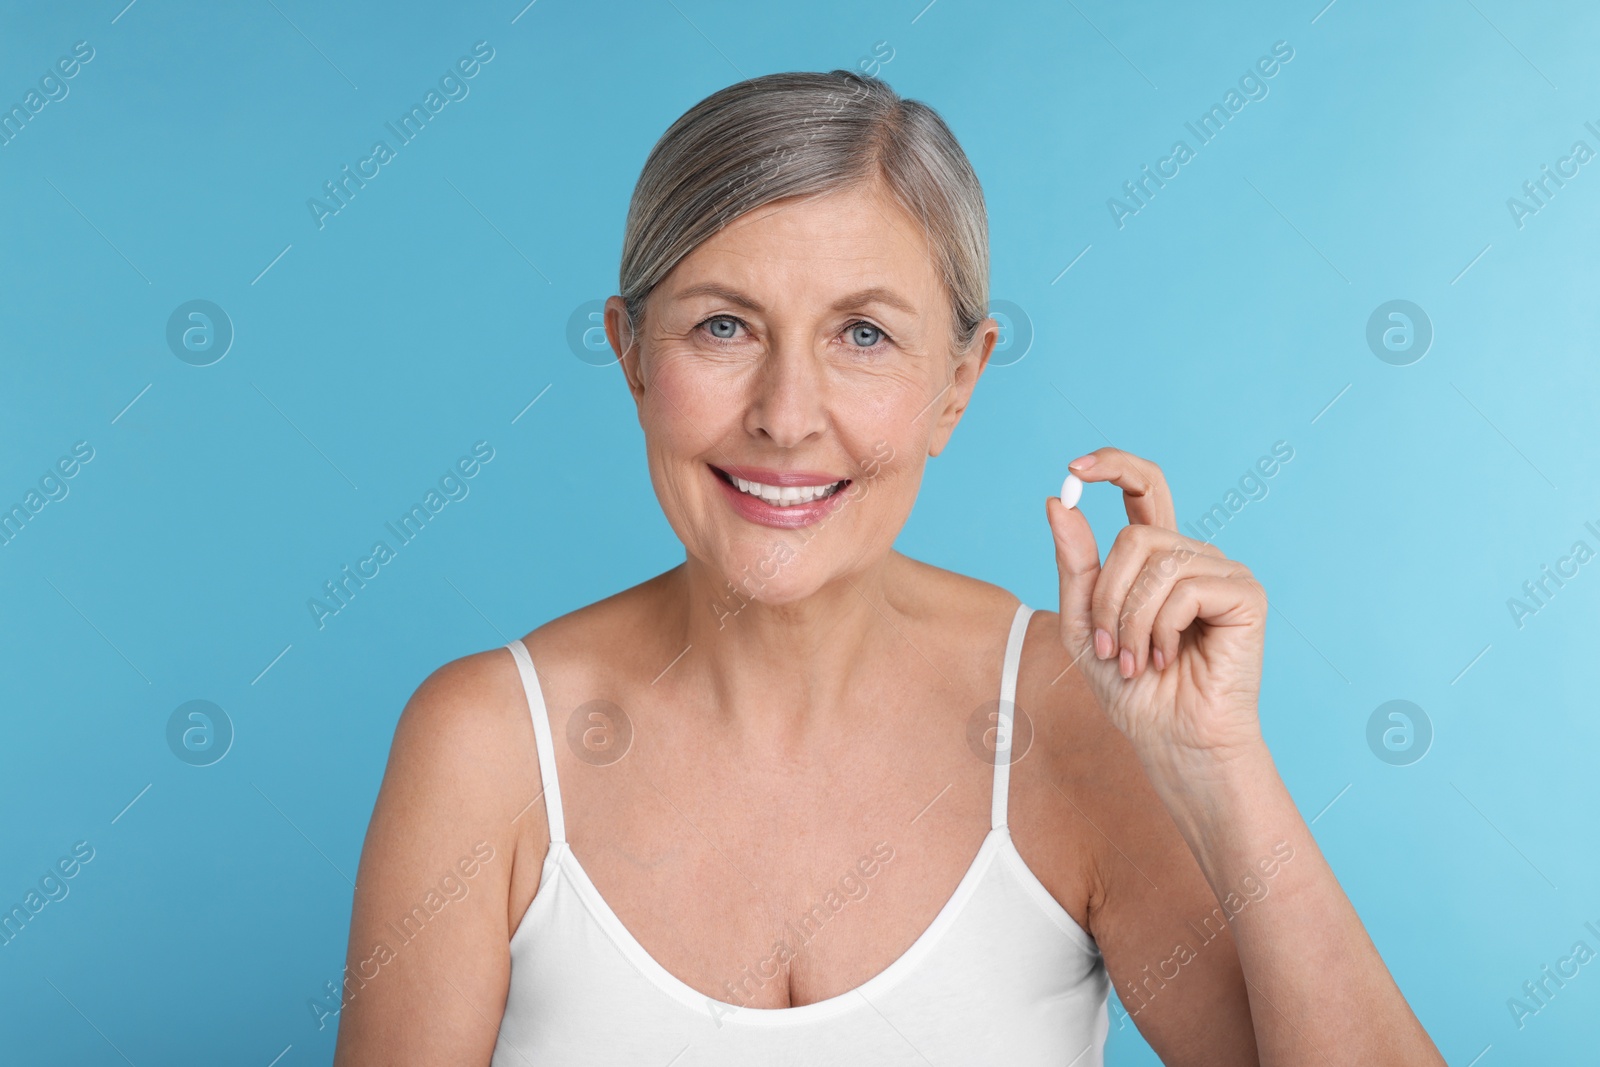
[606,179,997,608]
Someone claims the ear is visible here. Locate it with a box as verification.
[927,316,999,458]
[605,295,646,404]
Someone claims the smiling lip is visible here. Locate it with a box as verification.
[713,464,847,487]
[709,463,853,529]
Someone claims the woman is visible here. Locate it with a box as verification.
[333,70,1443,1065]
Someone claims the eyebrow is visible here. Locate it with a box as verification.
[669,283,918,316]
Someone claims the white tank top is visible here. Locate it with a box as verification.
[493,601,1111,1064]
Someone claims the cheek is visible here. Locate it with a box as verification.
[643,430,711,536]
[843,384,935,477]
[637,358,739,539]
[644,346,747,430]
[639,364,720,462]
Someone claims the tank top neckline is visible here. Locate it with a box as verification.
[501,599,1099,1026]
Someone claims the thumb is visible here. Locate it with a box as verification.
[1046,495,1101,656]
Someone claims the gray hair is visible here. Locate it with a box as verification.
[618,69,989,359]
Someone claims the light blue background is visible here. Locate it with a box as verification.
[2,0,1597,1062]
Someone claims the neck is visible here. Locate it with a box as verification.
[649,551,911,744]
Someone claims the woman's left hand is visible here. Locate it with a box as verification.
[1045,447,1269,768]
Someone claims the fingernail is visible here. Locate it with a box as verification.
[1152,647,1165,670]
[1094,628,1113,659]
[1068,454,1097,471]
[1119,648,1134,678]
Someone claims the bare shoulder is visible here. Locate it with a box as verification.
[1015,608,1150,800]
[365,644,543,866]
[518,583,663,661]
[360,588,659,902]
[1005,608,1175,935]
[509,571,679,719]
[890,553,1023,633]
[1010,609,1249,1019]
[334,642,552,1061]
[362,576,673,906]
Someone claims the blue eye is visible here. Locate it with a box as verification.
[847,322,884,347]
[695,314,891,351]
[704,315,740,340]
[844,319,896,348]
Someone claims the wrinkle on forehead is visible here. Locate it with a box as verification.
[667,188,943,317]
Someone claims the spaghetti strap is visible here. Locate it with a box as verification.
[505,639,566,844]
[992,601,1034,830]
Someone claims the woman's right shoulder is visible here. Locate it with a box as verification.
[382,596,634,805]
[371,645,539,842]
[379,569,672,833]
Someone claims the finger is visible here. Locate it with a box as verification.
[1046,495,1102,658]
[1118,552,1248,675]
[1149,574,1267,671]
[1089,526,1212,661]
[1067,448,1177,530]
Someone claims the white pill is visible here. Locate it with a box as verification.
[1060,472,1083,510]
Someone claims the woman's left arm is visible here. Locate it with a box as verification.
[1045,447,1444,1067]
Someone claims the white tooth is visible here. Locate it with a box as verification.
[727,474,843,505]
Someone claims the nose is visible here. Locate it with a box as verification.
[743,330,828,448]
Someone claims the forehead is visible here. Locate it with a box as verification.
[664,181,942,305]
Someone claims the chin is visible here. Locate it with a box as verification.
[704,543,824,614]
